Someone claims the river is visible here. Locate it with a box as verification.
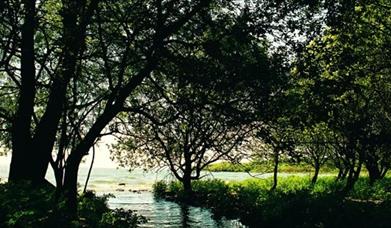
[0,164,253,227]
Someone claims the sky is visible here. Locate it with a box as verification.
[0,135,118,170]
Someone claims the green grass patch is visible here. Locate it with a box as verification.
[154,176,391,227]
[204,161,338,173]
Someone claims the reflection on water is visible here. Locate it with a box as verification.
[0,165,250,227]
[181,204,191,227]
[109,191,245,227]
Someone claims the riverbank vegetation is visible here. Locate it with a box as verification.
[0,182,146,227]
[154,176,391,227]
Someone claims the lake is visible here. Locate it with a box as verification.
[0,164,258,227]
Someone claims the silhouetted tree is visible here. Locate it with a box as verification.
[293,0,391,189]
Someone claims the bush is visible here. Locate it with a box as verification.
[152,181,168,198]
[0,182,146,228]
[154,176,391,227]
[100,208,147,228]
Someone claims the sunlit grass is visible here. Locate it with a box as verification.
[204,161,338,173]
[154,176,391,227]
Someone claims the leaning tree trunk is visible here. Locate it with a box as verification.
[336,159,349,181]
[336,166,345,181]
[62,107,119,214]
[63,152,84,215]
[311,161,320,184]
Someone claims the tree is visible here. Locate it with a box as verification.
[0,0,224,212]
[293,0,391,189]
[0,0,358,213]
[113,99,253,196]
[295,123,333,184]
[110,8,274,195]
[256,119,296,190]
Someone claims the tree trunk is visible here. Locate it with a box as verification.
[270,149,279,191]
[336,167,343,181]
[9,0,91,184]
[343,161,362,193]
[342,170,354,194]
[366,163,381,185]
[83,145,95,193]
[336,166,348,181]
[365,155,382,185]
[183,175,192,199]
[341,168,348,179]
[311,162,320,184]
[9,0,38,182]
[183,148,193,200]
[62,109,119,213]
[54,168,64,189]
[63,152,84,215]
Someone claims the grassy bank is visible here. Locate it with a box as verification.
[204,161,337,173]
[154,176,391,227]
[0,182,146,227]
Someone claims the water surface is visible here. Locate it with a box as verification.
[0,165,250,227]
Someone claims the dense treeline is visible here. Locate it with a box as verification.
[113,0,391,194]
[0,0,390,226]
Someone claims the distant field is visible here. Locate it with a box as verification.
[204,161,338,173]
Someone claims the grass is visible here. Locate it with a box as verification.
[154,176,391,227]
[204,161,338,173]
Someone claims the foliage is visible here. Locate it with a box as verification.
[152,181,168,198]
[100,208,147,228]
[110,5,276,192]
[1,0,249,207]
[1,0,390,224]
[155,176,391,227]
[0,182,146,228]
[293,0,391,185]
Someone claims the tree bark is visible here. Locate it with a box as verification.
[62,106,119,213]
[61,48,160,211]
[9,0,93,183]
[9,0,38,182]
[183,148,193,200]
[63,150,84,215]
[183,175,192,199]
[366,162,381,185]
[311,162,320,184]
[343,161,362,193]
[270,149,279,191]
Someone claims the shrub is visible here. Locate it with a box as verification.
[154,176,391,227]
[152,181,168,198]
[100,208,147,228]
[0,182,146,228]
